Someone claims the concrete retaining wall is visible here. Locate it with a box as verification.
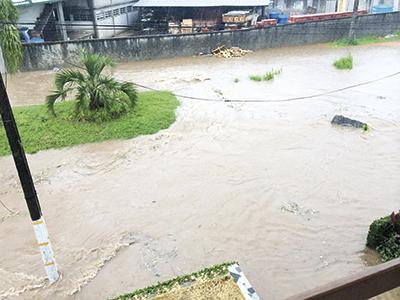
[21,12,400,71]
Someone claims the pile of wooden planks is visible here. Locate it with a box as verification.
[212,45,252,58]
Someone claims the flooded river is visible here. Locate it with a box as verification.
[1,43,400,300]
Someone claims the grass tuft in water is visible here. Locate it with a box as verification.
[333,54,353,70]
[250,68,282,82]
[249,75,263,81]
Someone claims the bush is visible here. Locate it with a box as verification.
[367,212,400,262]
[47,53,137,122]
[333,54,353,70]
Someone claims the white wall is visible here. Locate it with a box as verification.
[94,3,139,38]
[0,46,5,76]
[17,3,46,29]
[92,0,135,9]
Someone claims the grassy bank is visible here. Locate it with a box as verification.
[0,91,179,156]
[333,33,400,47]
[112,262,240,300]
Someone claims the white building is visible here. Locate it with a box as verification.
[12,0,140,41]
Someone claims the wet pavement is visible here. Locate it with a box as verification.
[1,43,400,299]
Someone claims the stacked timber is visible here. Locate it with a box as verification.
[212,45,252,58]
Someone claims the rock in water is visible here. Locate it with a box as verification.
[331,115,367,129]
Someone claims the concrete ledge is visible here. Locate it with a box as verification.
[20,12,400,71]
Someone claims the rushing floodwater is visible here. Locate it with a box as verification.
[1,43,399,300]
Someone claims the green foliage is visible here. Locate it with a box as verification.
[250,68,282,82]
[367,212,400,262]
[377,235,400,262]
[0,91,179,156]
[249,75,263,81]
[334,33,400,47]
[335,38,359,46]
[233,78,239,83]
[363,124,369,131]
[0,0,23,73]
[333,54,353,70]
[46,53,137,122]
[111,261,237,300]
[367,216,393,248]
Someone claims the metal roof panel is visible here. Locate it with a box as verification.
[133,0,269,7]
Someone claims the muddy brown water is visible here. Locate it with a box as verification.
[1,43,400,300]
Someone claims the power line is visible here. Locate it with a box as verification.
[63,60,400,104]
[134,72,400,103]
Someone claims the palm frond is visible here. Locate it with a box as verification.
[119,82,138,106]
[55,69,85,90]
[46,91,65,116]
[82,53,115,78]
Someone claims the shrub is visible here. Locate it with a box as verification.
[46,53,137,122]
[0,0,23,73]
[367,211,400,262]
[333,54,353,70]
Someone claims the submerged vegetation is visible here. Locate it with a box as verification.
[333,54,353,70]
[249,68,282,82]
[0,91,179,156]
[112,262,237,300]
[47,53,137,122]
[367,211,400,262]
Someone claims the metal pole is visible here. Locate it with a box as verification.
[87,0,98,38]
[56,1,68,41]
[0,72,59,283]
[348,0,360,42]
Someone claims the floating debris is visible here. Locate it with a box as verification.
[331,115,368,130]
[212,45,252,58]
[281,201,319,221]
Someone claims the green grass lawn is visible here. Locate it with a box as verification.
[332,33,400,47]
[0,91,179,156]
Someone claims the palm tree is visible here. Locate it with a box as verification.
[47,53,137,121]
[0,0,23,74]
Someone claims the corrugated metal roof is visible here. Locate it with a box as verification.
[133,0,269,7]
[12,0,61,6]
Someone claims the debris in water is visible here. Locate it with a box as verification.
[331,115,368,130]
[212,45,252,58]
[281,201,319,220]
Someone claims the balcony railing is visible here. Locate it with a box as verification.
[286,258,400,300]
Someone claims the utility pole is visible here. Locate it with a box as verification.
[348,0,360,42]
[0,73,59,283]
